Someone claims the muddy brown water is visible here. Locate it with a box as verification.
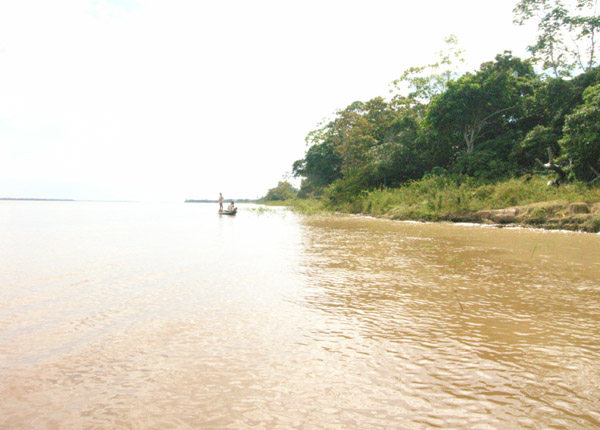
[1,202,599,429]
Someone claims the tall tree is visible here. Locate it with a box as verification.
[292,139,342,194]
[390,35,466,113]
[514,0,600,76]
[427,53,536,156]
[264,181,298,201]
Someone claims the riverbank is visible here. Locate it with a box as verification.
[266,176,600,233]
[446,200,600,232]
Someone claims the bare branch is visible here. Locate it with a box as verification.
[536,147,567,186]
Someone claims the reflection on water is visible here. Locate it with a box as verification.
[1,202,599,429]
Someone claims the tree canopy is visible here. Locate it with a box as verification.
[264,181,298,201]
[269,4,600,202]
[513,0,600,76]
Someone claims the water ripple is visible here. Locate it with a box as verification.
[1,205,599,429]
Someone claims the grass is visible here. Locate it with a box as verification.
[341,176,600,221]
[267,175,600,232]
[262,198,327,215]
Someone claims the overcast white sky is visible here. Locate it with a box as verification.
[0,0,536,201]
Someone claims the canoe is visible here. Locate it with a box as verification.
[219,209,237,215]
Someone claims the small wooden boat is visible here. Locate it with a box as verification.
[219,209,237,215]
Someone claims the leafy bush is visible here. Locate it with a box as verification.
[264,181,298,201]
[511,125,560,170]
[453,150,513,180]
[317,175,600,220]
[560,84,600,181]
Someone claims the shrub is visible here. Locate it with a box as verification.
[264,181,298,201]
[560,84,600,182]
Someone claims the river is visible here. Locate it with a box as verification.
[1,201,599,429]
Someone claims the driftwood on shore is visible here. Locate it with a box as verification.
[474,200,600,232]
[535,147,567,186]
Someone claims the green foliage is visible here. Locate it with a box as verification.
[262,198,326,215]
[322,174,370,212]
[338,175,600,221]
[560,83,600,181]
[285,198,326,215]
[514,0,600,76]
[264,181,298,201]
[511,125,560,169]
[258,15,600,233]
[583,214,600,232]
[281,27,600,215]
[519,70,600,150]
[390,35,466,104]
[427,53,536,156]
[274,175,600,232]
[292,140,342,196]
[453,150,514,180]
[523,77,579,132]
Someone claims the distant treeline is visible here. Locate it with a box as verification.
[185,199,259,203]
[265,1,600,204]
[0,198,75,202]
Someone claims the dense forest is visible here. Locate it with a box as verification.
[265,0,600,219]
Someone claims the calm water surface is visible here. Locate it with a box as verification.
[1,201,599,429]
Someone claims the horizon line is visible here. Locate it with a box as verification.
[0,197,139,203]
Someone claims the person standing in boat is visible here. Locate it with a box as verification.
[218,193,224,211]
